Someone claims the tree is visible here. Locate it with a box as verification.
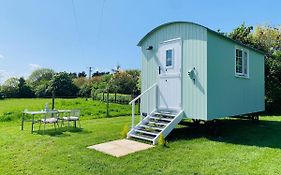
[0,91,4,99]
[126,70,141,94]
[73,77,88,89]
[69,72,78,79]
[0,77,20,97]
[78,71,87,78]
[27,68,55,97]
[18,77,34,98]
[27,68,55,87]
[78,83,92,98]
[109,71,136,94]
[34,82,52,97]
[49,72,79,97]
[228,22,254,46]
[252,25,281,56]
[92,71,110,77]
[91,74,112,98]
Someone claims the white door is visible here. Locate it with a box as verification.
[157,39,182,110]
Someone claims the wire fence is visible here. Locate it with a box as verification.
[92,93,135,104]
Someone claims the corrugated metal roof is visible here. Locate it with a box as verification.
[137,21,264,54]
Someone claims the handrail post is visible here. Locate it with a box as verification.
[132,101,135,128]
[129,83,157,130]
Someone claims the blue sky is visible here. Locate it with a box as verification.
[0,0,280,83]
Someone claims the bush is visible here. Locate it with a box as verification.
[120,124,129,138]
[158,134,168,147]
[0,112,21,122]
[0,91,4,100]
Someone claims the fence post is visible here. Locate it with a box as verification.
[115,92,117,103]
[106,90,109,117]
[52,91,55,110]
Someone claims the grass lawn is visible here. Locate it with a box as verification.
[1,99,281,174]
[0,98,131,121]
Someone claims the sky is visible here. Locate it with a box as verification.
[0,0,280,83]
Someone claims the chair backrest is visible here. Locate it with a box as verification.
[71,110,80,117]
[45,110,59,119]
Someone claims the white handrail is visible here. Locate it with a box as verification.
[129,83,157,129]
[129,83,157,105]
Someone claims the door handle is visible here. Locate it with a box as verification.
[159,66,161,75]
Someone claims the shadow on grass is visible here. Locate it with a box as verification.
[34,127,91,137]
[168,118,281,149]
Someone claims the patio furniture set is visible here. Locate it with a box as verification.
[21,109,81,133]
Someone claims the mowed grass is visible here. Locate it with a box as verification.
[1,99,281,174]
[1,116,281,174]
[0,98,132,121]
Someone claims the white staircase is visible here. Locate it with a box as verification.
[127,110,184,145]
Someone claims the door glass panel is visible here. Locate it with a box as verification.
[166,49,173,67]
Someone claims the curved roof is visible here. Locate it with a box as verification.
[137,21,205,46]
[137,21,264,54]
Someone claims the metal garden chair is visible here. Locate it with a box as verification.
[61,110,81,129]
[39,110,59,133]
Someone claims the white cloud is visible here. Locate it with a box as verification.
[29,63,42,70]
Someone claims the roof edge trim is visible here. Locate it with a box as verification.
[137,21,264,55]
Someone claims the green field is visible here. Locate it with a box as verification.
[1,99,281,174]
[0,98,131,122]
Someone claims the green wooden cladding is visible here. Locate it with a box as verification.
[207,31,264,120]
[138,22,264,120]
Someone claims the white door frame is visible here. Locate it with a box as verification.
[157,38,182,111]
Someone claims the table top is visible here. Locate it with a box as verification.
[23,111,47,115]
[58,110,72,113]
[23,110,61,115]
[23,109,74,115]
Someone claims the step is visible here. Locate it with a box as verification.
[139,124,164,131]
[134,129,158,136]
[154,112,176,118]
[149,116,173,122]
[129,133,154,142]
[148,121,168,126]
[148,118,170,124]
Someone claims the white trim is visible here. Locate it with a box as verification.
[235,46,250,78]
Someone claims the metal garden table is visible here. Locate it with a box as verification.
[22,110,61,132]
[21,110,47,133]
[21,110,75,133]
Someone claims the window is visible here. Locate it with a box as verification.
[235,48,249,77]
[166,49,173,67]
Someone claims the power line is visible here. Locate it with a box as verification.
[71,0,85,61]
[97,0,106,45]
[71,0,79,39]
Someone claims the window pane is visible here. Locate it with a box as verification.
[244,51,248,75]
[238,50,242,57]
[235,49,243,73]
[166,49,173,67]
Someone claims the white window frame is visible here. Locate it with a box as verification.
[165,48,174,69]
[235,47,249,78]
